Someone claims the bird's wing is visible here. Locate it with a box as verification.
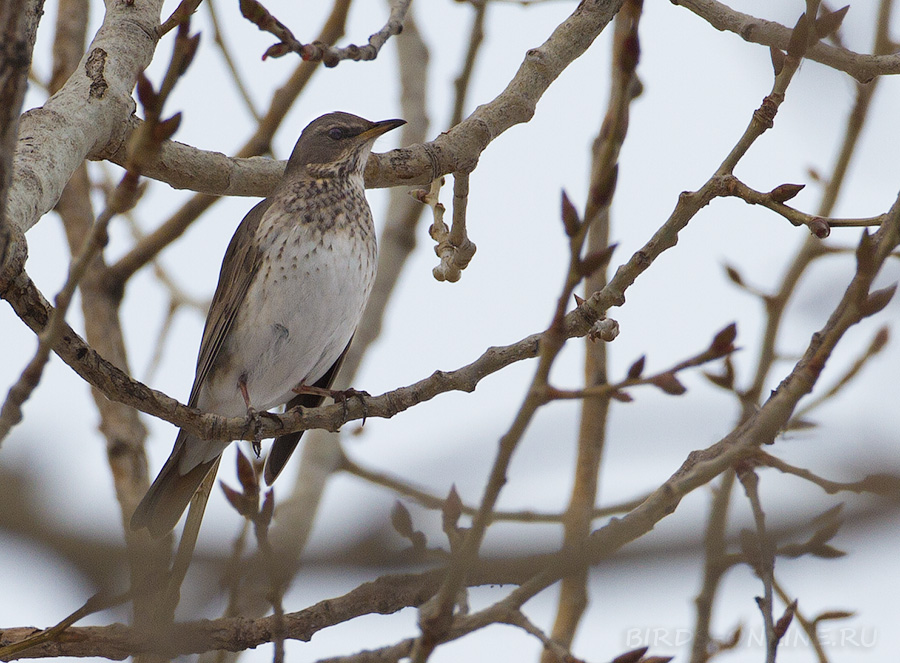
[131,200,271,535]
[262,338,353,485]
[187,198,271,407]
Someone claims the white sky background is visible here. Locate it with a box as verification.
[2,0,900,662]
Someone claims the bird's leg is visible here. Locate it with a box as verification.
[289,383,332,399]
[291,383,371,426]
[239,375,264,458]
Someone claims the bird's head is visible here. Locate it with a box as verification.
[285,112,405,180]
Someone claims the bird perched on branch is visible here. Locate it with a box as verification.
[131,112,405,537]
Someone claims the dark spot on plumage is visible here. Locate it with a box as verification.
[273,323,289,340]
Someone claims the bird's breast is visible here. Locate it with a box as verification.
[203,201,376,415]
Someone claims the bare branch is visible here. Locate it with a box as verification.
[0,0,44,348]
[672,0,900,83]
[158,0,202,37]
[341,452,648,523]
[98,0,628,197]
[0,571,444,660]
[206,0,260,122]
[0,19,198,443]
[450,0,488,127]
[489,191,900,645]
[737,468,778,663]
[240,0,410,64]
[723,175,885,236]
[3,0,165,239]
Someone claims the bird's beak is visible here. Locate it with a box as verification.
[359,118,406,141]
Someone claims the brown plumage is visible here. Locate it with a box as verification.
[131,112,404,537]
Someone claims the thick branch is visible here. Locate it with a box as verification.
[0,0,43,196]
[1,267,594,445]
[0,0,44,287]
[98,0,627,196]
[0,571,444,660]
[5,0,164,238]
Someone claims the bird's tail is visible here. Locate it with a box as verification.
[263,390,321,484]
[130,434,218,538]
[263,346,350,485]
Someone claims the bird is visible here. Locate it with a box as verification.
[131,112,405,537]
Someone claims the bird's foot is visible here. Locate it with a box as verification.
[238,376,261,455]
[245,409,281,458]
[292,384,371,425]
[245,407,263,457]
[336,387,371,426]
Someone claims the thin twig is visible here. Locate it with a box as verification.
[791,326,889,421]
[341,453,648,522]
[503,609,574,662]
[738,468,777,663]
[772,579,830,663]
[755,450,900,497]
[548,322,735,401]
[251,491,286,663]
[158,0,202,37]
[723,175,884,238]
[450,0,487,127]
[206,0,260,122]
[240,0,410,64]
[690,471,736,663]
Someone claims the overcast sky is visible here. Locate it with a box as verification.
[2,1,899,661]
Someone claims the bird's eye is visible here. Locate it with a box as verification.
[327,127,344,140]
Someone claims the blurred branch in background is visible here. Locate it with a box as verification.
[692,1,897,660]
[545,1,642,657]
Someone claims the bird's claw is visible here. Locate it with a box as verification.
[246,409,284,457]
[334,388,370,426]
[245,407,268,458]
[292,384,370,425]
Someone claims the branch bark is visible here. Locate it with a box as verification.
[672,0,900,83]
[5,0,164,238]
[0,0,45,311]
[96,0,628,197]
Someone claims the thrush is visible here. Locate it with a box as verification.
[131,112,405,537]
